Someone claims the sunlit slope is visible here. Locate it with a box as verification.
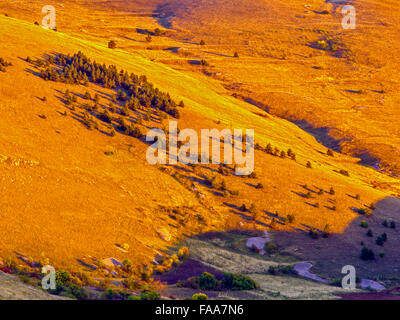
[74,0,400,175]
[0,16,216,267]
[1,1,399,174]
[157,0,400,175]
[0,14,398,270]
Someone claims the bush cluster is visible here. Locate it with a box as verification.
[49,269,89,299]
[38,51,181,118]
[264,143,296,161]
[186,272,258,291]
[360,247,375,261]
[267,265,295,275]
[128,290,160,300]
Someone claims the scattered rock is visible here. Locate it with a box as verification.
[246,231,270,255]
[294,262,329,283]
[361,279,385,291]
[102,257,123,268]
[157,227,171,241]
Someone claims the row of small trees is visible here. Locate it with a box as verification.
[257,142,297,161]
[36,51,181,119]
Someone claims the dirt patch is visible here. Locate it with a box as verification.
[155,258,224,285]
[246,230,271,255]
[0,271,69,300]
[294,262,329,283]
[360,279,385,291]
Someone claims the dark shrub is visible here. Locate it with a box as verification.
[126,125,143,138]
[222,273,258,290]
[322,224,330,238]
[67,284,89,299]
[108,40,117,49]
[83,91,91,100]
[199,272,218,290]
[265,143,273,154]
[154,28,162,36]
[187,276,201,289]
[140,290,160,300]
[268,266,277,275]
[280,265,295,275]
[265,242,278,254]
[360,247,375,260]
[99,109,112,123]
[56,270,70,286]
[376,236,384,246]
[309,228,319,239]
[192,293,208,300]
[286,214,295,224]
[358,208,372,216]
[360,220,368,228]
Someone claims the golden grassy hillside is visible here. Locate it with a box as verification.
[39,0,399,175]
[0,1,399,277]
[3,0,399,174]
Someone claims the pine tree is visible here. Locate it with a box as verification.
[108,40,117,49]
[84,91,91,100]
[265,143,273,154]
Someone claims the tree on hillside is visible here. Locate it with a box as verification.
[108,40,117,49]
[154,28,162,36]
[84,91,91,100]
